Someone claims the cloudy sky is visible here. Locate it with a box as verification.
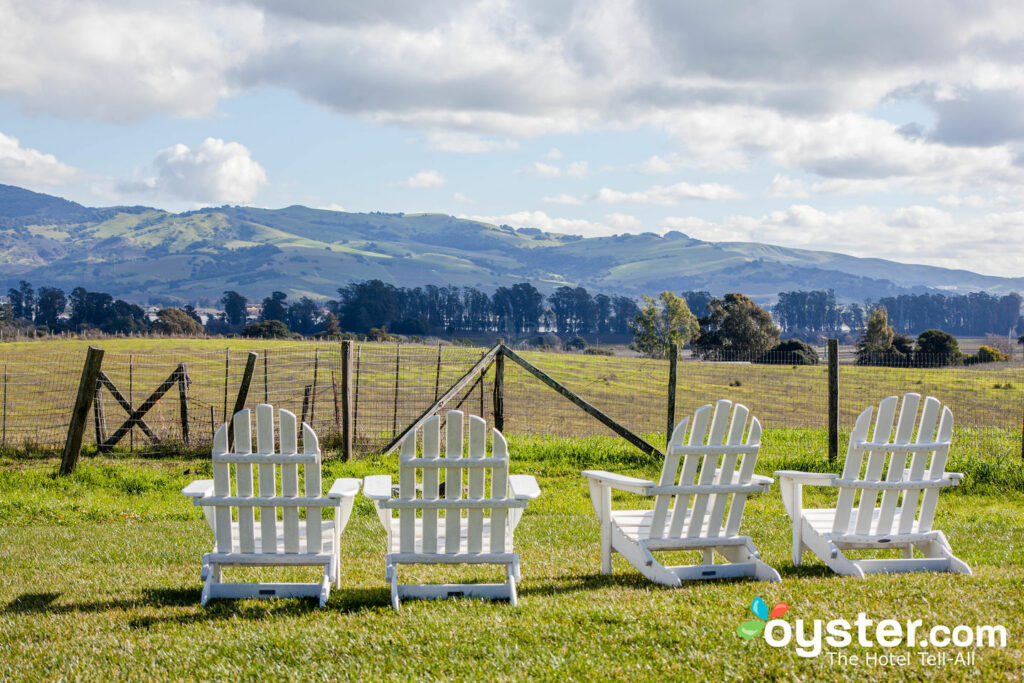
[1,0,1023,276]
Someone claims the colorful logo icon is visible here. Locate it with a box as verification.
[736,597,790,639]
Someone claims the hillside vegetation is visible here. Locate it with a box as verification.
[2,184,1023,305]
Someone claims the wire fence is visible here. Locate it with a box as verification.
[0,343,1021,459]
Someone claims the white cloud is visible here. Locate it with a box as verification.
[453,191,474,203]
[425,131,518,153]
[121,137,267,204]
[0,131,81,187]
[766,174,809,198]
[565,161,589,178]
[0,1,261,122]
[523,159,589,178]
[317,202,346,212]
[662,203,1024,277]
[402,170,445,188]
[543,148,563,160]
[595,181,745,204]
[604,212,641,230]
[467,210,645,238]
[542,193,582,205]
[530,162,561,178]
[633,154,679,174]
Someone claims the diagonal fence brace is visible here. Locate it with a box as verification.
[98,364,185,450]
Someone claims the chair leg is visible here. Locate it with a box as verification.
[507,564,518,607]
[201,562,220,606]
[920,531,972,575]
[387,562,400,610]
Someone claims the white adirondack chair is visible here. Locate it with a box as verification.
[776,393,971,577]
[182,404,361,606]
[363,410,541,609]
[582,399,781,586]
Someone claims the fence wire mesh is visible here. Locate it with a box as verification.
[0,343,1020,460]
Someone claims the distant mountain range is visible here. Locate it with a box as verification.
[1,183,1021,306]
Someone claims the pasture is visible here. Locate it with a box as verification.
[0,338,1020,459]
[1,430,1022,680]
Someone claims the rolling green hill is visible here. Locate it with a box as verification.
[1,184,1021,305]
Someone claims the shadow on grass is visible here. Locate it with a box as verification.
[4,586,394,625]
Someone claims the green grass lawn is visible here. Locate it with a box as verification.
[1,431,1023,680]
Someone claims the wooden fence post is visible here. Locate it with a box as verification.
[128,354,134,451]
[222,348,229,424]
[433,343,443,402]
[493,343,505,432]
[93,380,106,445]
[227,352,257,450]
[178,363,190,446]
[353,345,361,431]
[667,342,678,442]
[341,340,353,461]
[263,349,269,404]
[2,364,7,448]
[392,343,401,436]
[828,338,839,465]
[301,385,312,427]
[59,346,105,475]
[310,349,319,426]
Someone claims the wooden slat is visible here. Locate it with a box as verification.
[854,396,901,534]
[399,422,419,553]
[650,416,688,539]
[898,397,941,534]
[875,394,920,534]
[725,417,761,536]
[210,453,319,465]
[421,415,441,553]
[233,410,256,554]
[489,429,509,553]
[832,405,875,533]
[256,404,278,554]
[301,420,322,553]
[687,400,732,537]
[212,423,233,553]
[917,406,954,533]
[445,410,464,553]
[280,409,300,554]
[466,415,486,553]
[668,404,711,538]
[705,403,748,537]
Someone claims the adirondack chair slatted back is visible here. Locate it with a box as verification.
[832,393,953,536]
[649,399,761,540]
[211,404,324,554]
[395,410,514,555]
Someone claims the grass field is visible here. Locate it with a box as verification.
[0,338,1021,459]
[1,430,1022,680]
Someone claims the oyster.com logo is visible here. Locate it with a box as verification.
[736,597,790,640]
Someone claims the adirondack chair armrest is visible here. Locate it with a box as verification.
[327,478,361,500]
[581,470,656,494]
[509,475,541,500]
[943,472,965,485]
[362,475,393,501]
[774,470,837,486]
[750,474,774,488]
[182,479,215,502]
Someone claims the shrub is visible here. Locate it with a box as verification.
[584,346,614,356]
[755,338,819,365]
[242,320,292,339]
[565,336,588,351]
[968,345,1009,365]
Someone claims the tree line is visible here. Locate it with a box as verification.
[772,289,1024,338]
[3,279,1021,352]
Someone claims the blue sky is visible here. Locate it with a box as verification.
[1,0,1023,277]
